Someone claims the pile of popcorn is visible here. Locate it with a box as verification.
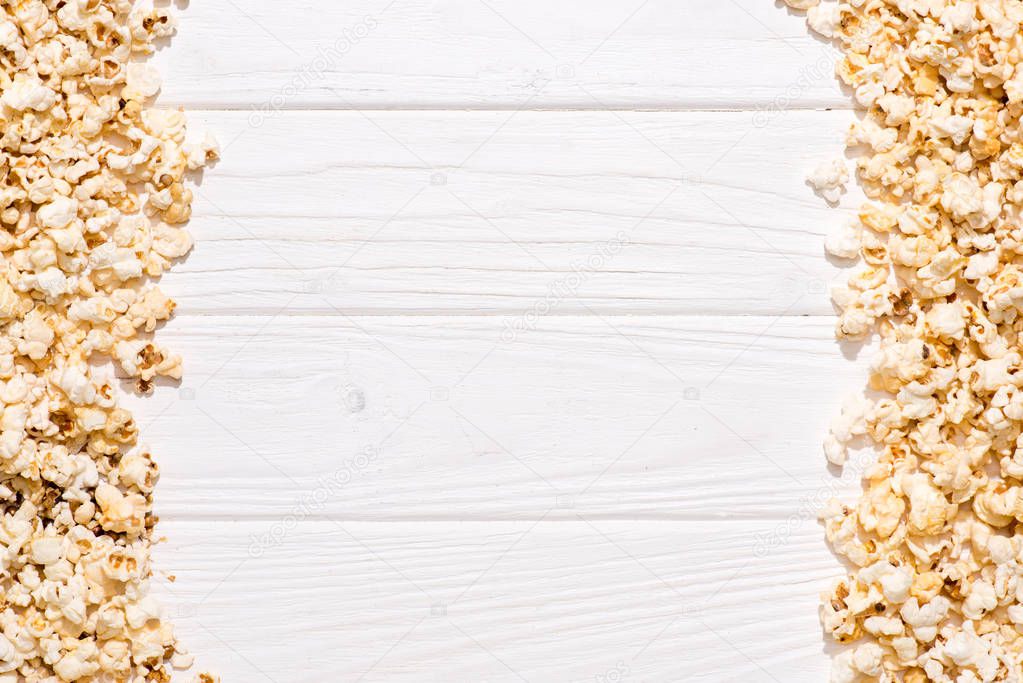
[0,1,218,680]
[789,0,1023,680]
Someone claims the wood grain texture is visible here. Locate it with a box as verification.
[126,314,870,523]
[171,108,860,316]
[152,519,836,683]
[150,0,846,110]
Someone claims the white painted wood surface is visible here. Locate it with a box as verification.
[175,109,859,316]
[152,1,845,110]
[146,2,858,681]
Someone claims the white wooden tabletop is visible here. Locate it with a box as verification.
[142,2,869,681]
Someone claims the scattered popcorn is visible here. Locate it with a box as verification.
[784,0,1023,680]
[784,0,821,9]
[825,220,863,260]
[0,1,219,680]
[808,158,850,203]
[807,1,843,38]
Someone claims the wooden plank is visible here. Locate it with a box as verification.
[122,314,870,522]
[168,109,860,316]
[151,0,846,110]
[152,519,834,682]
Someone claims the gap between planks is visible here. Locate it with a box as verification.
[169,309,840,319]
[170,104,853,113]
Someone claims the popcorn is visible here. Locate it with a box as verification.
[808,158,850,203]
[807,2,842,37]
[784,0,820,8]
[0,1,219,680]
[785,0,1023,679]
[122,63,162,100]
[825,221,863,260]
[1,73,57,112]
